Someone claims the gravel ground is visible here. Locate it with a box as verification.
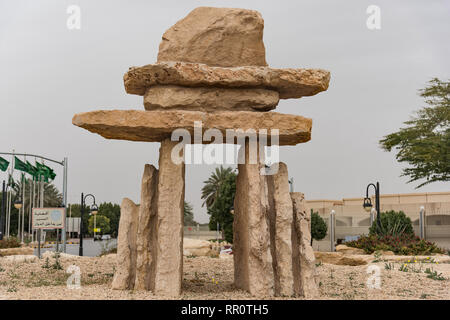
[0,253,448,300]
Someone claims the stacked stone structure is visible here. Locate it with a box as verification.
[73,7,330,297]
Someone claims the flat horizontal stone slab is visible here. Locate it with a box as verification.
[72,110,312,146]
[144,86,279,112]
[124,62,330,99]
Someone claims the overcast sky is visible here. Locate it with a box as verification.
[1,0,449,223]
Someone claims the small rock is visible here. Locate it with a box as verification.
[336,244,365,255]
[314,252,369,266]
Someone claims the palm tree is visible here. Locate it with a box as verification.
[201,166,235,208]
[184,201,196,226]
[16,178,63,212]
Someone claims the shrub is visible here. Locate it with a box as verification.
[0,237,21,249]
[346,233,444,255]
[311,210,327,245]
[369,210,413,236]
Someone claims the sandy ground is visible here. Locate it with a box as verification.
[0,253,449,300]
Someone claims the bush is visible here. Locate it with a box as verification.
[369,210,414,236]
[311,210,327,244]
[346,233,444,255]
[0,237,21,249]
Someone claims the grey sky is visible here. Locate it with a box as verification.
[1,0,449,223]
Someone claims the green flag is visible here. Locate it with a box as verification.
[26,161,38,179]
[35,162,50,182]
[14,156,28,173]
[44,164,56,180]
[0,157,9,172]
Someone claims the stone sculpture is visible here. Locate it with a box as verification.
[73,6,330,297]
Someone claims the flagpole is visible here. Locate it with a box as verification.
[5,181,9,238]
[21,160,25,243]
[21,173,24,242]
[40,159,45,245]
[18,175,21,240]
[7,150,15,238]
[31,176,35,243]
[35,157,39,244]
[28,176,32,241]
[62,157,68,253]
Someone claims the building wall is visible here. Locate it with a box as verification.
[307,191,450,251]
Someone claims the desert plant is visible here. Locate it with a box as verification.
[369,210,414,237]
[425,268,446,281]
[42,257,50,269]
[346,233,444,255]
[52,253,63,270]
[0,237,21,249]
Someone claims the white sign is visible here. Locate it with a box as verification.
[32,208,66,229]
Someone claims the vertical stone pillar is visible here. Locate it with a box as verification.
[291,192,319,298]
[266,162,294,296]
[135,164,159,291]
[112,198,139,290]
[233,140,270,296]
[154,138,185,296]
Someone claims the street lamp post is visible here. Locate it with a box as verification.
[14,197,22,240]
[363,182,381,234]
[79,193,97,256]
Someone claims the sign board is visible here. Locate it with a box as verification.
[32,208,66,229]
[94,228,101,232]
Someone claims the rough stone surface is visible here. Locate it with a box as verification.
[183,238,213,256]
[233,141,271,296]
[144,85,279,112]
[154,139,185,296]
[314,252,369,266]
[135,164,159,291]
[124,61,330,99]
[72,110,312,146]
[157,7,267,68]
[267,162,294,296]
[111,198,139,290]
[0,247,33,256]
[335,244,365,255]
[1,254,38,264]
[291,192,319,298]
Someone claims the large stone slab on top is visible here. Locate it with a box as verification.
[124,61,330,99]
[72,110,312,146]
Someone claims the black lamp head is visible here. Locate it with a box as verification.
[90,204,99,215]
[363,197,373,212]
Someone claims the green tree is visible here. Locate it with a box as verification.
[201,166,235,208]
[88,214,110,235]
[184,201,197,226]
[207,169,236,243]
[311,210,327,245]
[97,202,121,237]
[68,202,120,237]
[379,78,450,188]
